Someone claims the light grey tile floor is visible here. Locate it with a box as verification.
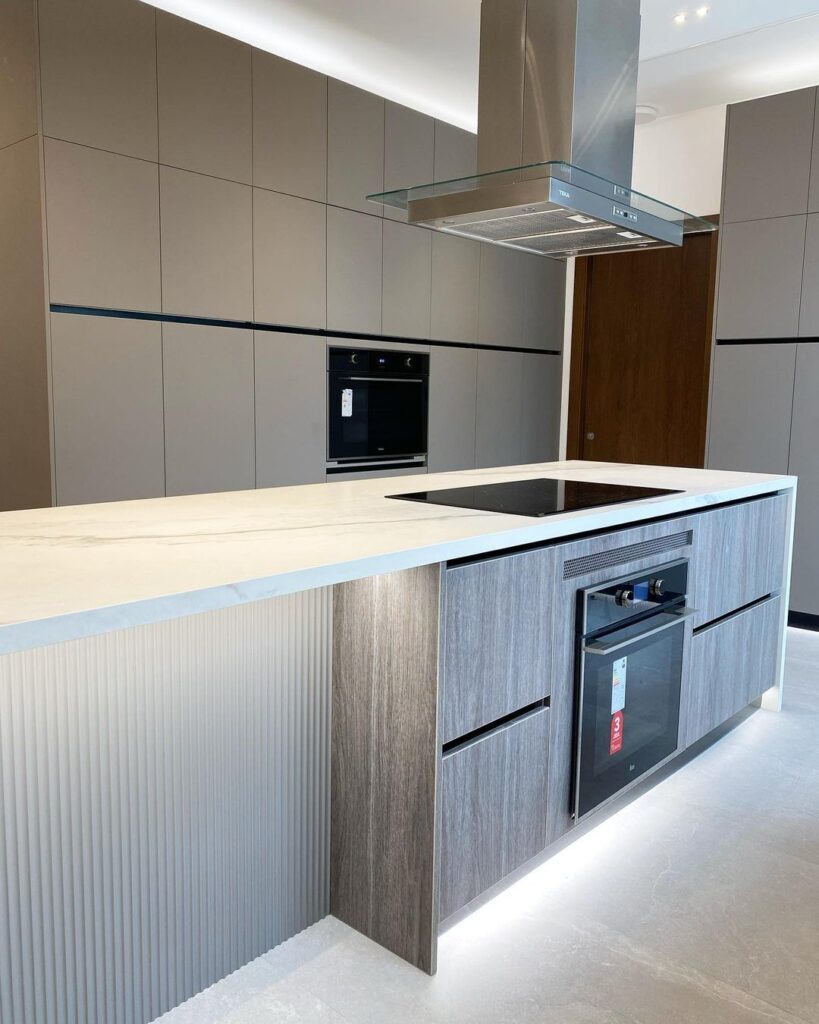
[155,628,819,1024]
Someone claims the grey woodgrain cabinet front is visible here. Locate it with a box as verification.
[682,596,781,747]
[440,706,549,921]
[441,548,554,744]
[688,494,788,627]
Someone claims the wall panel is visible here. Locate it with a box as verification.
[0,589,332,1024]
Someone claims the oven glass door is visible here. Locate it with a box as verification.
[328,375,427,461]
[575,612,685,819]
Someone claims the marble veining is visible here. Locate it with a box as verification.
[0,461,795,655]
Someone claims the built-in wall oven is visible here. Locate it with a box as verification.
[573,559,694,820]
[327,347,429,474]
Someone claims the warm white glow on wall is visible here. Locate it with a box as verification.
[673,12,687,25]
[141,0,479,131]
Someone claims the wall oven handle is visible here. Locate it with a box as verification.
[338,376,425,384]
[582,607,698,656]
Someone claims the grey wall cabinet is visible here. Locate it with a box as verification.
[384,102,434,222]
[688,493,788,628]
[44,139,161,311]
[441,548,553,743]
[433,120,477,182]
[253,189,327,329]
[156,12,252,184]
[382,220,432,338]
[479,246,564,350]
[800,214,819,336]
[440,707,549,921]
[811,97,819,214]
[326,207,383,333]
[722,87,816,224]
[475,349,523,468]
[427,347,478,473]
[38,0,158,161]
[255,333,326,488]
[160,165,253,320]
[50,313,165,505]
[715,217,807,339]
[430,233,480,343]
[327,80,384,214]
[162,323,256,496]
[707,343,796,474]
[788,344,819,614]
[682,596,782,748]
[478,244,520,347]
[252,51,327,202]
[520,353,562,464]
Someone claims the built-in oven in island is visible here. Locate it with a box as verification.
[573,559,694,820]
[327,347,429,474]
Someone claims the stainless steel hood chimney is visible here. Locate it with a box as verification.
[368,0,715,259]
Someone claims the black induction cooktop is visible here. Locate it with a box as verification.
[387,478,683,518]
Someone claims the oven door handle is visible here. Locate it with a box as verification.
[338,376,425,384]
[582,606,698,656]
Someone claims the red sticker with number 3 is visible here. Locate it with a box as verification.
[610,711,624,755]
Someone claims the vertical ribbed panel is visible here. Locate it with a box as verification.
[0,588,332,1024]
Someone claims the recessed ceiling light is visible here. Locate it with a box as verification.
[673,12,687,25]
[696,5,710,17]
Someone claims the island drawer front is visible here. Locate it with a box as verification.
[682,595,781,747]
[689,493,788,627]
[440,705,549,921]
[441,547,553,744]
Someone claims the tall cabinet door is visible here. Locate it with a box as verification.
[788,344,819,615]
[519,353,562,464]
[255,333,326,487]
[163,323,255,496]
[427,347,477,473]
[475,350,523,468]
[51,313,165,504]
[707,343,796,475]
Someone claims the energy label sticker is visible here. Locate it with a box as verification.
[611,656,627,714]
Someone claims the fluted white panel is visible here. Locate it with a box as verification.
[0,588,332,1024]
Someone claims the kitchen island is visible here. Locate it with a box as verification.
[0,462,796,1024]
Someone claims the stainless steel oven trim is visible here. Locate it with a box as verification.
[338,376,425,384]
[578,557,689,636]
[573,566,690,823]
[326,455,427,470]
[583,606,697,655]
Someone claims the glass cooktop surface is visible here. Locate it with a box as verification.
[387,478,683,518]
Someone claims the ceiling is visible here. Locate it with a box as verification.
[143,0,819,127]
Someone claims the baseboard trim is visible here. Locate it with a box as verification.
[788,610,819,631]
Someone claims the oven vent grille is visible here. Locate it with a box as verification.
[563,530,693,580]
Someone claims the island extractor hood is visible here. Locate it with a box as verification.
[368,0,715,259]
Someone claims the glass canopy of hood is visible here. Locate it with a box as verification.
[368,161,716,260]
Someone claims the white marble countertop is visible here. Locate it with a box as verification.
[0,461,796,654]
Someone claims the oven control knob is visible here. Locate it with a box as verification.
[405,356,413,367]
[349,353,359,365]
[649,578,665,598]
[615,587,634,608]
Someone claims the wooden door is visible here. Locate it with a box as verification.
[567,224,718,467]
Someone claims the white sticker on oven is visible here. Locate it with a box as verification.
[611,656,627,714]
[341,388,353,418]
